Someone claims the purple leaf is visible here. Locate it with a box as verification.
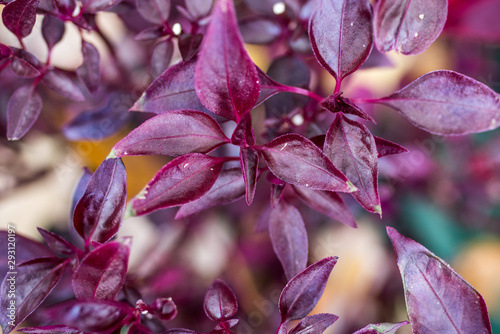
[72,240,130,300]
[259,134,354,192]
[292,186,356,228]
[239,16,282,45]
[277,323,287,334]
[377,70,500,135]
[240,147,259,205]
[270,183,284,208]
[387,227,492,334]
[324,114,380,215]
[10,57,40,78]
[71,168,92,216]
[175,168,246,219]
[135,26,165,41]
[279,257,337,322]
[203,279,238,321]
[43,69,85,101]
[41,15,65,49]
[20,325,83,334]
[0,257,69,333]
[81,0,123,13]
[151,38,173,78]
[255,66,286,106]
[352,321,409,334]
[73,158,127,244]
[194,0,260,121]
[2,0,40,38]
[185,0,213,19]
[131,59,206,113]
[129,154,226,216]
[6,84,42,140]
[111,110,229,158]
[53,0,76,17]
[231,112,255,146]
[76,40,100,95]
[135,0,170,24]
[127,323,154,334]
[136,297,177,321]
[37,227,79,256]
[320,93,375,123]
[214,319,239,330]
[166,329,199,334]
[374,136,408,158]
[288,313,339,334]
[309,0,373,82]
[269,201,308,281]
[373,0,447,55]
[178,33,203,62]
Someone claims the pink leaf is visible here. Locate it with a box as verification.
[324,114,380,215]
[288,313,339,334]
[279,257,337,322]
[194,0,260,121]
[72,240,130,300]
[203,279,238,321]
[373,0,447,55]
[6,84,42,140]
[374,136,408,158]
[135,0,170,24]
[73,158,127,244]
[2,0,40,38]
[76,40,100,95]
[111,110,229,158]
[387,227,492,334]
[309,0,373,82]
[259,133,353,192]
[377,70,500,135]
[269,201,308,281]
[352,321,409,334]
[130,153,225,216]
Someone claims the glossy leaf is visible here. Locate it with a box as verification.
[387,227,492,334]
[374,136,408,158]
[288,313,339,334]
[111,110,229,158]
[136,297,177,321]
[76,40,100,95]
[240,147,259,205]
[292,186,356,228]
[324,114,380,214]
[269,201,308,281]
[73,158,127,244]
[136,0,170,24]
[81,0,123,13]
[239,17,282,45]
[6,84,42,140]
[194,0,260,121]
[309,0,373,81]
[352,321,409,334]
[259,134,353,192]
[0,257,69,333]
[43,70,85,101]
[72,240,130,300]
[175,168,246,219]
[203,279,238,321]
[185,0,212,18]
[279,257,337,322]
[131,59,206,113]
[129,154,225,216]
[41,15,65,49]
[378,70,500,135]
[2,0,40,38]
[151,38,173,78]
[20,325,83,334]
[373,0,447,55]
[37,227,79,256]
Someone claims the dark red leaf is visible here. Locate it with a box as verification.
[352,321,409,334]
[131,59,206,113]
[269,201,308,281]
[279,257,337,322]
[2,0,40,38]
[6,83,42,140]
[270,183,284,208]
[239,16,282,45]
[37,227,79,256]
[73,158,127,244]
[127,323,153,334]
[255,66,286,106]
[72,240,130,300]
[231,112,255,146]
[259,134,354,192]
[194,0,260,121]
[111,110,229,158]
[320,93,375,123]
[374,136,408,158]
[20,325,82,334]
[324,114,380,215]
[71,168,92,216]
[10,57,40,78]
[135,26,165,41]
[81,0,122,13]
[288,313,339,334]
[129,154,225,216]
[185,0,213,19]
[165,329,199,334]
[53,0,76,17]
[203,279,238,321]
[136,297,177,321]
[76,40,100,95]
[377,70,500,135]
[41,15,65,49]
[309,0,372,82]
[240,147,259,205]
[0,257,69,333]
[178,33,203,62]
[150,38,173,78]
[292,185,356,228]
[373,0,447,55]
[136,0,170,24]
[175,168,246,219]
[387,227,492,334]
[43,69,85,101]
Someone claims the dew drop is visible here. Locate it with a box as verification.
[172,23,182,36]
[419,14,425,20]
[305,184,309,187]
[273,2,286,15]
[362,44,366,47]
[350,22,354,26]
[414,32,419,37]
[291,114,304,126]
